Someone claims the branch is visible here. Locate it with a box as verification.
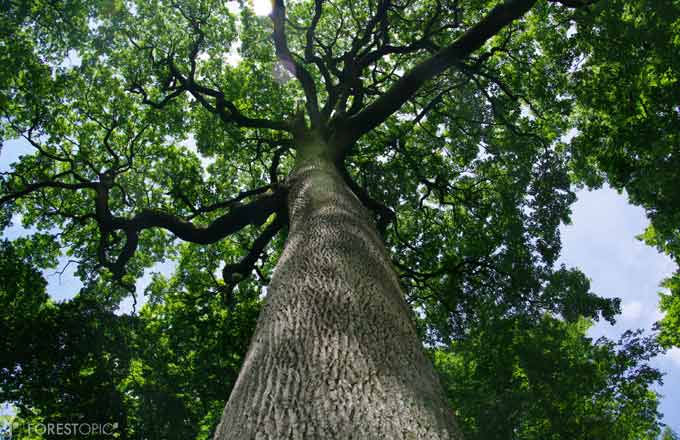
[129,83,184,110]
[96,185,287,281]
[302,0,338,121]
[269,146,290,185]
[355,41,435,73]
[305,0,324,62]
[345,0,537,143]
[464,64,545,120]
[271,0,321,128]
[129,24,290,132]
[0,127,287,288]
[349,0,391,60]
[167,60,291,131]
[184,185,274,219]
[221,214,284,292]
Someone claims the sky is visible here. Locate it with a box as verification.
[1,136,679,432]
[558,187,680,432]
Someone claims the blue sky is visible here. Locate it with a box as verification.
[558,187,680,432]
[1,138,678,432]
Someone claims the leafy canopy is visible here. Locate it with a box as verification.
[1,0,679,437]
[2,0,646,333]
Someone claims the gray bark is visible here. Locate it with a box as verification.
[214,148,462,439]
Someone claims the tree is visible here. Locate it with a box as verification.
[119,243,261,439]
[0,238,261,439]
[1,0,678,438]
[562,0,680,356]
[435,316,663,439]
[0,239,133,439]
[662,427,680,440]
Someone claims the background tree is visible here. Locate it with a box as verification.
[435,316,663,439]
[662,427,680,440]
[119,243,261,440]
[0,239,260,440]
[1,0,679,438]
[0,239,132,439]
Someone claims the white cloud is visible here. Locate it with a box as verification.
[621,301,643,321]
[226,0,240,14]
[666,348,680,367]
[558,187,679,431]
[652,306,666,323]
[251,0,272,16]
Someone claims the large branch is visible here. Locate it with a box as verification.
[128,191,284,245]
[98,187,287,281]
[3,173,286,285]
[271,0,321,128]
[344,0,537,143]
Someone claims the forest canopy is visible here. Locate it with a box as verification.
[1,0,679,438]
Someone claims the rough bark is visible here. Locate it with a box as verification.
[214,142,462,439]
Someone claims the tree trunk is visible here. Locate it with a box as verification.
[213,144,462,439]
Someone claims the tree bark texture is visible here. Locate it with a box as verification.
[214,153,462,439]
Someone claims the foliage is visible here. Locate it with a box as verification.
[564,0,680,350]
[0,241,259,439]
[0,0,625,331]
[0,240,133,439]
[2,0,679,437]
[118,243,260,440]
[434,316,663,439]
[1,240,666,439]
[662,427,680,440]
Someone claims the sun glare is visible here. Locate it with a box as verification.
[252,0,273,16]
